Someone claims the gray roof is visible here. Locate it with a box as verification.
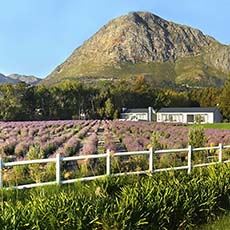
[121,108,148,113]
[158,107,218,113]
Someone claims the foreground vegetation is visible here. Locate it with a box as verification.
[0,164,229,229]
[201,214,230,230]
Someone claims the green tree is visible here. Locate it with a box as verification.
[35,85,54,120]
[104,98,115,119]
[220,78,230,120]
[0,83,34,120]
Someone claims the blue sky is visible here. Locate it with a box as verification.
[0,0,229,78]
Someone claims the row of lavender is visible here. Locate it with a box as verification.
[103,121,230,152]
[1,120,230,161]
[1,120,230,185]
[0,120,100,161]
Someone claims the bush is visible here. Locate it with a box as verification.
[150,131,163,150]
[188,126,206,148]
[188,126,207,162]
[27,145,46,183]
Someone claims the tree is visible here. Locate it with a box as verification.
[220,78,230,120]
[35,85,54,120]
[104,98,115,119]
[0,83,33,121]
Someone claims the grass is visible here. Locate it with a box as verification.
[192,123,230,130]
[201,213,230,230]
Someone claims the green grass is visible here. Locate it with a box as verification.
[201,214,230,230]
[192,123,230,130]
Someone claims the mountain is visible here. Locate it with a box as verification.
[0,73,41,85]
[44,11,230,87]
[0,73,16,84]
[7,74,41,85]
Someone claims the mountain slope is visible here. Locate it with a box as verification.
[0,73,17,84]
[7,74,41,85]
[0,73,41,85]
[44,11,230,86]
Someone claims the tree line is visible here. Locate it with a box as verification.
[0,75,229,121]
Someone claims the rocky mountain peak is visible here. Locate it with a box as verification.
[0,73,41,85]
[44,11,230,87]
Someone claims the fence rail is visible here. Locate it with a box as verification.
[0,143,230,190]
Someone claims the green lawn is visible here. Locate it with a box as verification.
[201,214,230,230]
[191,123,230,130]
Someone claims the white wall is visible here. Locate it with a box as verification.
[121,112,148,121]
[157,112,214,124]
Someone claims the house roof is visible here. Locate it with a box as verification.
[121,108,149,113]
[158,107,218,113]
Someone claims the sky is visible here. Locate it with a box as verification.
[0,0,229,78]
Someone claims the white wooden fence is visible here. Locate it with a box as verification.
[0,143,230,190]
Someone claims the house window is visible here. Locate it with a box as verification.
[161,114,168,121]
[137,113,147,120]
[161,114,181,122]
[187,115,195,123]
[195,114,207,123]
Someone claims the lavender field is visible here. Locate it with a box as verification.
[1,119,230,186]
[1,120,230,161]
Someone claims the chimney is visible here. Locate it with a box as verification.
[148,107,152,121]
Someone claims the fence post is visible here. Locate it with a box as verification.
[149,147,154,173]
[188,145,192,174]
[56,153,62,185]
[106,149,110,176]
[0,157,3,189]
[218,143,223,163]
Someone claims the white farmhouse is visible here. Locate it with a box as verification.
[121,107,222,124]
[157,107,222,124]
[121,107,156,121]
